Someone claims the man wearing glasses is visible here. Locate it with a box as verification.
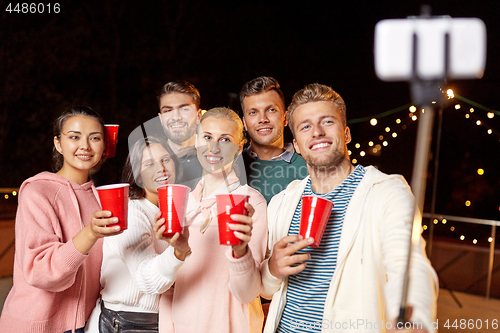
[157,81,203,189]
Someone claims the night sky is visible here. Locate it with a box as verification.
[1,1,499,222]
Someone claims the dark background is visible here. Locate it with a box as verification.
[1,1,499,229]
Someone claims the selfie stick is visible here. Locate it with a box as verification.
[374,5,486,325]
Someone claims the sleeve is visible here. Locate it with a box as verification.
[16,184,88,292]
[226,194,268,304]
[378,179,438,331]
[259,194,284,299]
[104,201,185,295]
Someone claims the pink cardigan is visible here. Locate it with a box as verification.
[0,172,103,333]
[159,184,268,333]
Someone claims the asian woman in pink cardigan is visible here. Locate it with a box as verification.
[0,107,122,333]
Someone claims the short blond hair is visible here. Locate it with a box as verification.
[287,83,346,135]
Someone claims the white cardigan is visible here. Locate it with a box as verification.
[260,166,438,333]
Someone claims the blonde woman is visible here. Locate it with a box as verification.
[155,107,268,333]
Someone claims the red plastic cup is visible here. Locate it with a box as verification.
[103,124,119,158]
[96,183,130,230]
[158,185,190,237]
[216,194,249,245]
[299,196,334,248]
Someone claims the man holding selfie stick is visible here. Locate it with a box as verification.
[260,83,438,333]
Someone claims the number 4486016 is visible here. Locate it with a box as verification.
[444,319,498,330]
[6,3,60,13]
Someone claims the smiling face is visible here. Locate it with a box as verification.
[242,90,287,149]
[54,115,105,182]
[196,117,242,175]
[158,92,200,145]
[292,101,351,169]
[139,143,176,202]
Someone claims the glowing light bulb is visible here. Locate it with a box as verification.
[487,112,495,119]
[383,141,388,146]
[385,127,390,132]
[352,159,357,164]
[476,120,482,126]
[469,108,474,113]
[465,114,470,119]
[442,219,447,224]
[477,169,484,175]
[355,143,360,149]
[368,141,374,147]
[379,135,384,140]
[450,227,455,231]
[465,200,471,207]
[360,151,366,157]
[12,191,17,196]
[473,239,477,244]
[447,89,454,98]
[392,132,397,138]
[433,219,438,225]
[489,237,493,242]
[409,106,417,113]
[4,195,8,200]
[348,150,352,155]
[370,118,377,126]
[396,119,401,124]
[423,225,428,230]
[455,104,461,110]
[412,115,417,121]
[460,235,465,240]
[488,129,492,134]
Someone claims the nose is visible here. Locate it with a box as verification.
[80,138,91,150]
[208,141,220,154]
[258,112,269,124]
[172,109,182,121]
[312,124,325,138]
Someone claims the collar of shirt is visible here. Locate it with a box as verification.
[247,142,295,163]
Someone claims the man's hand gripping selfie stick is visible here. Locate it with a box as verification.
[374,5,486,326]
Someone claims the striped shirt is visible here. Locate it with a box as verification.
[277,165,365,332]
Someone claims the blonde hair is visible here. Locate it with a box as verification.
[200,107,246,145]
[287,83,346,135]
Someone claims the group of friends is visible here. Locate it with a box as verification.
[0,77,438,333]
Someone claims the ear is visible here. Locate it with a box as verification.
[283,110,288,127]
[54,136,62,154]
[197,108,202,121]
[293,138,300,155]
[345,126,352,144]
[242,117,248,132]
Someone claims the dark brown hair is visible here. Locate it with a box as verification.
[239,76,285,112]
[121,135,183,200]
[156,81,201,109]
[52,106,106,172]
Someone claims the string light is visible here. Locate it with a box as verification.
[473,239,478,244]
[487,112,495,119]
[460,235,465,240]
[409,105,417,113]
[370,118,377,126]
[465,200,471,207]
[477,169,484,175]
[476,120,482,126]
[455,104,461,110]
[447,89,454,99]
[489,237,493,242]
